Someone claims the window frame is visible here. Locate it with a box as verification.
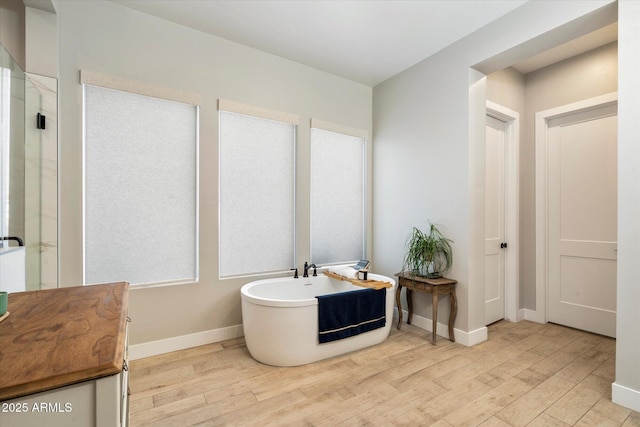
[81,70,201,288]
[218,99,299,279]
[309,119,369,266]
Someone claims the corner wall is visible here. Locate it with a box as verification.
[613,0,640,413]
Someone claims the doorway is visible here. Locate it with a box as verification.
[535,93,618,337]
[485,102,519,325]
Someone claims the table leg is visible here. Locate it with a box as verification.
[407,289,414,325]
[396,285,403,329]
[449,289,457,343]
[432,291,438,345]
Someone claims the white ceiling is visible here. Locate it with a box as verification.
[63,1,616,86]
[112,0,529,86]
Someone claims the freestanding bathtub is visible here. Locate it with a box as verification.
[241,272,396,367]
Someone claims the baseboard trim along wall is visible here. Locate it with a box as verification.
[394,308,488,347]
[523,308,545,324]
[131,309,490,360]
[129,324,244,360]
[612,382,640,413]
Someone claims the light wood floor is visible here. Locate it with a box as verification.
[129,320,640,426]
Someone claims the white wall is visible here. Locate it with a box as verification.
[25,6,57,77]
[56,0,372,350]
[373,0,618,344]
[486,67,525,114]
[613,0,640,413]
[0,0,25,70]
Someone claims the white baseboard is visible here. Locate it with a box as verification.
[394,308,487,347]
[463,326,489,346]
[505,308,526,323]
[515,308,526,322]
[129,324,244,360]
[523,308,546,324]
[612,382,640,413]
[131,307,493,361]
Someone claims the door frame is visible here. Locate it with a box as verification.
[533,92,618,324]
[486,101,520,323]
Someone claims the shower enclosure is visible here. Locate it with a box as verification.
[0,44,57,291]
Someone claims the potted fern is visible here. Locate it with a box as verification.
[403,221,453,279]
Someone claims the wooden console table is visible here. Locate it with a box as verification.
[395,272,457,345]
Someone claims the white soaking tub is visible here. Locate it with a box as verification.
[240,273,396,367]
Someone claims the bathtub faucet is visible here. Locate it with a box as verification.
[303,262,320,277]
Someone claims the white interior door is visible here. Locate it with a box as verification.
[547,102,617,337]
[485,115,506,325]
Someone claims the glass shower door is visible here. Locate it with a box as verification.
[0,45,26,293]
[0,45,25,252]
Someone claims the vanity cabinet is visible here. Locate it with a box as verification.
[0,282,129,427]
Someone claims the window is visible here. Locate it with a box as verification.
[310,120,367,265]
[82,73,199,286]
[218,100,297,278]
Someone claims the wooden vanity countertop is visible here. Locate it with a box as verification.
[0,282,129,401]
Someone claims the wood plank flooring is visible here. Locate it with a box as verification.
[129,320,640,426]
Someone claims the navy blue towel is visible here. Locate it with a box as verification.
[316,288,386,344]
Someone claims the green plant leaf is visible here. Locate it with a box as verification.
[402,221,453,277]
